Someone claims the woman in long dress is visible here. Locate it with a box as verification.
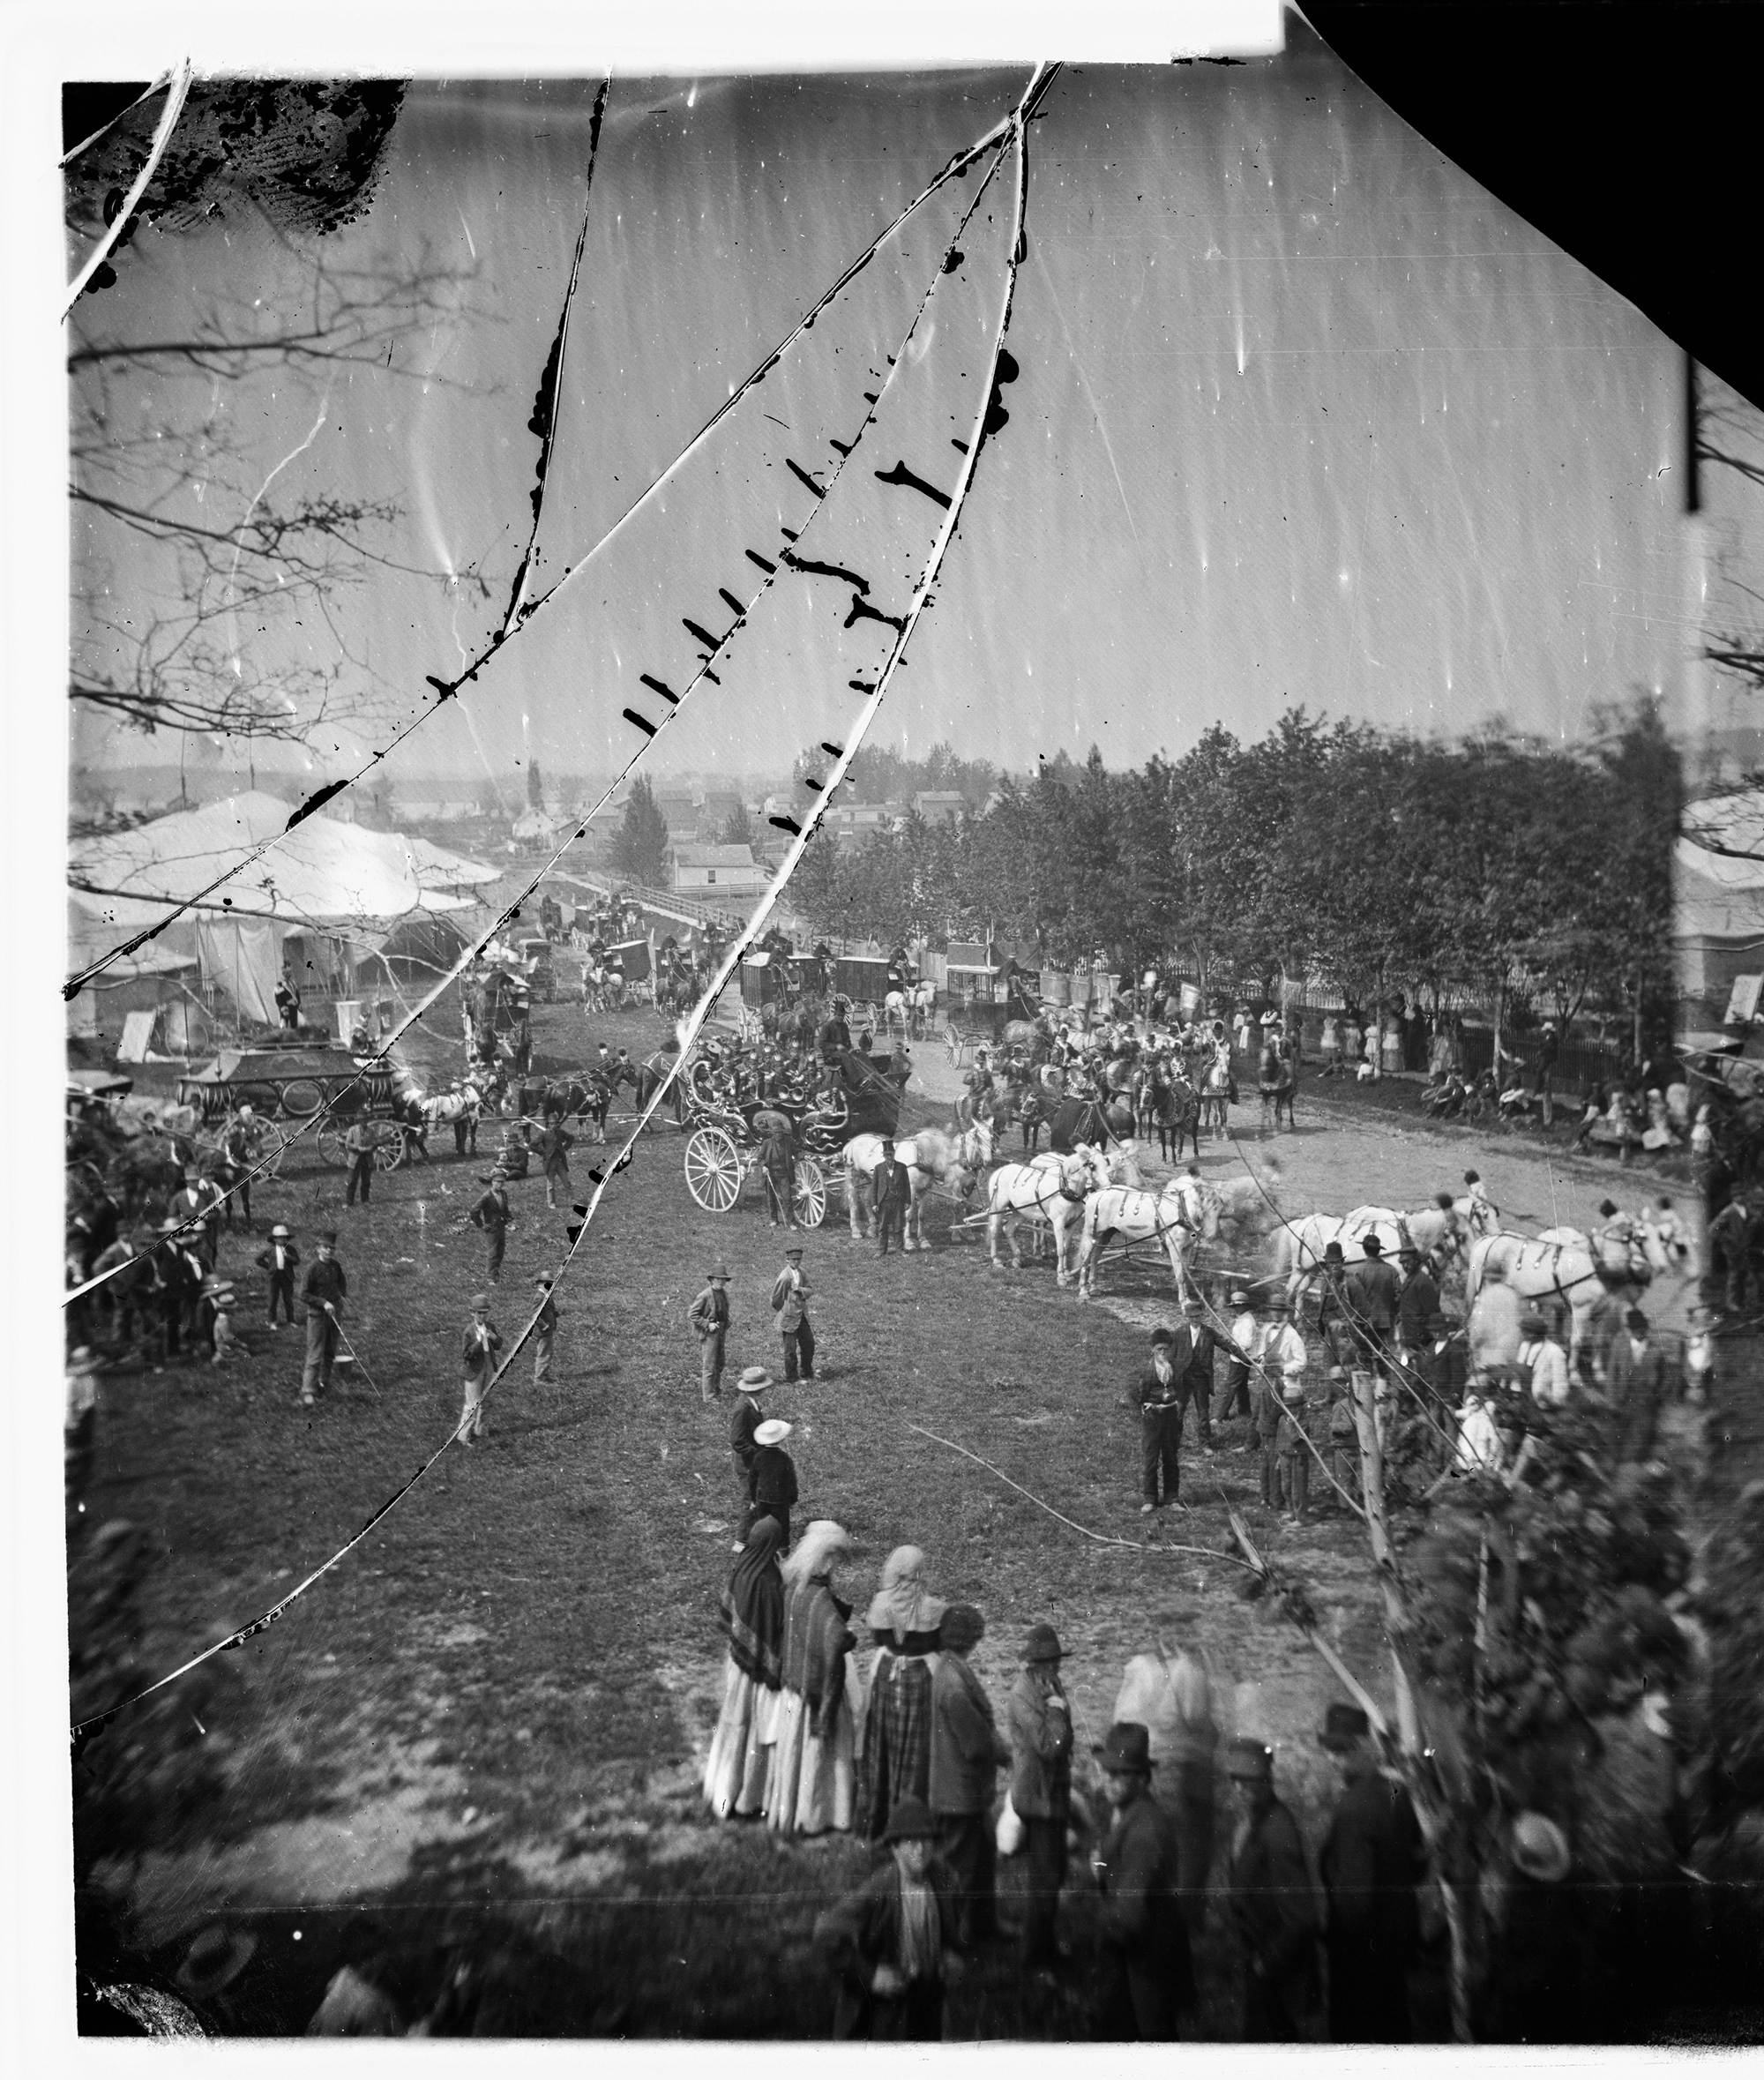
[854,1545,946,1844]
[766,1520,859,1836]
[704,1516,787,1819]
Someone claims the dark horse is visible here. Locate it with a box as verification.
[1142,1062,1200,1163]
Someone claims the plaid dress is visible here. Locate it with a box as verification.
[855,1635,940,1843]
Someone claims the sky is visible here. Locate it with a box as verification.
[69,19,1696,803]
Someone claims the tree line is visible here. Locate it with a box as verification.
[789,703,1681,1051]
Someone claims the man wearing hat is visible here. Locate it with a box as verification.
[1170,1292,1219,1455]
[872,1136,912,1257]
[930,1605,1013,1946]
[168,1166,221,1271]
[1609,1306,1667,1462]
[814,1795,961,2039]
[1343,1231,1400,1380]
[690,1261,733,1402]
[1317,1703,1424,2041]
[300,1231,347,1405]
[343,1114,382,1208]
[1394,1247,1440,1386]
[1216,1288,1259,1429]
[1316,1240,1353,1366]
[743,1417,798,1548]
[468,1170,514,1285]
[1137,1328,1186,1514]
[729,1365,773,1491]
[1007,1623,1073,1972]
[256,1223,301,1329]
[1581,1263,1630,1389]
[532,1276,559,1385]
[1222,1736,1319,2039]
[1514,1310,1569,1408]
[459,1295,504,1446]
[1468,1255,1522,1385]
[1088,1723,1196,2040]
[771,1244,816,1382]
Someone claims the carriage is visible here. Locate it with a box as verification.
[678,1049,901,1224]
[175,1047,408,1173]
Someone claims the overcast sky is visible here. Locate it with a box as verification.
[71,22,1694,800]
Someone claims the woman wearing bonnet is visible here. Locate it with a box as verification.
[854,1545,946,1844]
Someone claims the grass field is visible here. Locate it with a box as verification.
[71,996,1700,2037]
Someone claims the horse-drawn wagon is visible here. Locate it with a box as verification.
[176,1048,407,1173]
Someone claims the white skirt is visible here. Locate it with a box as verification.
[704,1655,785,1820]
[765,1687,856,1837]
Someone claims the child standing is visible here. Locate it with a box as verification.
[256,1223,300,1328]
[1274,1379,1310,1518]
[459,1295,504,1446]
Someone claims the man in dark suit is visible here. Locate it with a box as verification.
[1316,1704,1424,2041]
[1609,1307,1669,1462]
[1344,1232,1401,1378]
[1137,1328,1185,1513]
[872,1137,912,1256]
[729,1365,773,1500]
[1170,1296,1218,1455]
[1224,1737,1319,2040]
[1088,1722,1195,2040]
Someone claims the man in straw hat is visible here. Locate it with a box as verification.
[729,1365,774,1495]
[458,1295,504,1447]
[300,1231,347,1406]
[1316,1702,1424,2041]
[930,1605,1012,1947]
[689,1261,732,1402]
[744,1417,798,1550]
[1007,1623,1073,1972]
[814,1794,962,2039]
[255,1223,300,1329]
[1088,1722,1195,2039]
[1222,1735,1319,2039]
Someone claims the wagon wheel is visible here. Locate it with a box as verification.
[684,1126,744,1213]
[248,1121,289,1178]
[317,1125,347,1168]
[793,1156,827,1230]
[373,1133,406,1172]
[280,1079,323,1118]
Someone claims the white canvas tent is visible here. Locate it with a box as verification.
[70,791,489,1028]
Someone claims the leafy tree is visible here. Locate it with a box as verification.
[527,755,543,811]
[719,801,756,849]
[611,774,669,888]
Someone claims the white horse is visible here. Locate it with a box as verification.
[1073,1171,1222,1301]
[1466,1231,1605,1375]
[1274,1201,1471,1307]
[882,990,911,1040]
[985,1152,1098,1280]
[845,1124,989,1250]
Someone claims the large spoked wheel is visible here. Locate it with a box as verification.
[373,1134,406,1173]
[684,1126,743,1213]
[793,1156,827,1230]
[244,1121,288,1178]
[317,1125,347,1168]
[280,1079,323,1118]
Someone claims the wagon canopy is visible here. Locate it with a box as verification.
[607,938,652,983]
[832,954,892,1003]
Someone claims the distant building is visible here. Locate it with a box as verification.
[699,791,743,836]
[673,843,767,895]
[912,790,967,826]
[823,802,899,846]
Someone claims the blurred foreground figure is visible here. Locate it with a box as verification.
[814,1796,962,2039]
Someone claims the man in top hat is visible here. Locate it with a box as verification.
[1343,1231,1400,1379]
[1007,1623,1073,1972]
[532,1276,559,1385]
[771,1243,816,1383]
[743,1417,798,1548]
[1222,1736,1319,2040]
[256,1223,301,1328]
[300,1231,347,1405]
[468,1169,514,1284]
[459,1295,504,1446]
[872,1136,912,1257]
[929,1605,1013,1947]
[691,1261,733,1401]
[1088,1723,1196,2040]
[729,1365,773,1491]
[814,1794,961,2040]
[1316,1702,1424,2042]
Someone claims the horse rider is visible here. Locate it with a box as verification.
[819,997,853,1064]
